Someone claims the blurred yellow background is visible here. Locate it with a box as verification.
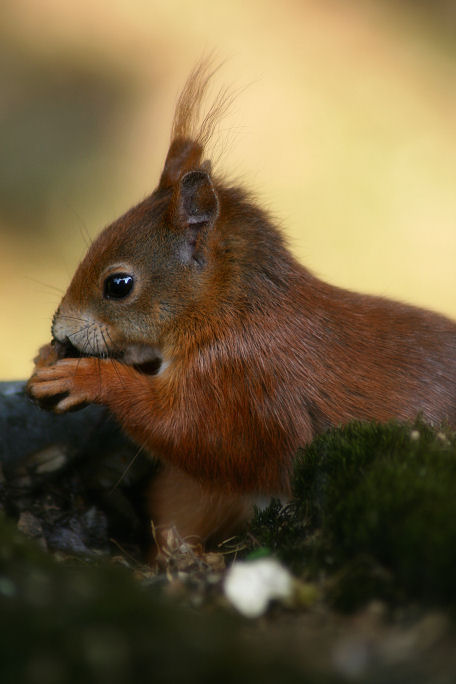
[1,0,455,379]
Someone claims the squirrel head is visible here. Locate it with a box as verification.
[51,62,228,370]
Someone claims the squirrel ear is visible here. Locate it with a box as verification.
[173,170,219,266]
[177,169,219,229]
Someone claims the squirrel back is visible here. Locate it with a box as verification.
[28,63,456,544]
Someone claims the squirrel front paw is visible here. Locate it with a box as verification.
[26,357,107,413]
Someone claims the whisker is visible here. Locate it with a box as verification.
[25,277,65,295]
[105,329,127,390]
[67,324,94,339]
[78,220,93,251]
[109,446,143,491]
[111,356,126,389]
[57,314,93,324]
[74,329,93,371]
[105,329,115,350]
[64,201,95,253]
[100,329,109,359]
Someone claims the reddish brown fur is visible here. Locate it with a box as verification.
[27,63,456,550]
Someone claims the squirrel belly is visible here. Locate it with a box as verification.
[26,62,456,549]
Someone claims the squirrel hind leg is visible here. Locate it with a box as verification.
[146,463,254,562]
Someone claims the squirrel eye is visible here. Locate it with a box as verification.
[103,273,134,300]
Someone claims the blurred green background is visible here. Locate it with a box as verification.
[1,0,455,379]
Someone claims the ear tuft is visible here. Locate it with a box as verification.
[159,138,204,189]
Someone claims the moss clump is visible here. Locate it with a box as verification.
[250,421,456,612]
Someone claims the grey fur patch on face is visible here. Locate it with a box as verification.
[122,344,168,375]
[122,344,161,366]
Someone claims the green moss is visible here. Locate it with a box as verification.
[246,498,311,568]
[249,420,456,612]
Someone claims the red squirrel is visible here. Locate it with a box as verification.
[27,63,456,549]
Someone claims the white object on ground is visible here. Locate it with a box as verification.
[223,557,293,618]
